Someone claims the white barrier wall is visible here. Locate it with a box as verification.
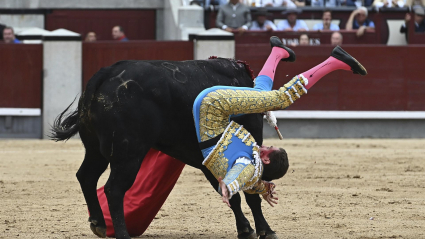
[0,0,164,8]
[42,30,82,138]
[191,28,235,60]
[178,5,205,40]
[0,14,44,28]
[387,19,408,45]
[161,0,182,40]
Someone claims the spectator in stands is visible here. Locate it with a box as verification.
[250,8,277,31]
[313,9,340,31]
[289,33,309,46]
[204,0,228,8]
[331,31,343,45]
[277,8,309,31]
[292,0,307,6]
[216,0,251,33]
[85,32,97,42]
[373,0,406,8]
[310,0,341,7]
[405,0,425,7]
[253,0,304,8]
[345,7,375,37]
[112,26,129,41]
[400,7,425,40]
[299,34,310,45]
[346,0,373,6]
[2,27,20,44]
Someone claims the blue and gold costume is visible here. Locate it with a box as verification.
[193,74,308,197]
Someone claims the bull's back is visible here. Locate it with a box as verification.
[92,58,254,115]
[132,58,255,106]
[84,58,256,166]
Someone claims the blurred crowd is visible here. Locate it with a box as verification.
[208,0,425,45]
[198,0,425,8]
[1,0,424,45]
[0,24,130,44]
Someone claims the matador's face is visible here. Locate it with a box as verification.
[259,145,279,163]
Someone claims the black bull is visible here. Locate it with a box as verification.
[52,58,279,239]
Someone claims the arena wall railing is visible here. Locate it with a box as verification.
[236,44,425,111]
[45,10,157,42]
[234,44,425,138]
[234,30,380,45]
[1,31,424,138]
[0,44,43,138]
[0,37,195,139]
[82,41,194,87]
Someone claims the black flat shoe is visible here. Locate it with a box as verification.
[331,46,367,75]
[270,36,296,62]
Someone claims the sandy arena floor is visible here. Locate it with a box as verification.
[0,139,424,239]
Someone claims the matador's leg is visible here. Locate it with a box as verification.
[252,36,295,92]
[301,45,367,90]
[193,37,295,144]
[257,36,295,82]
[193,45,367,147]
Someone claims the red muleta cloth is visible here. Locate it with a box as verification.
[95,149,185,237]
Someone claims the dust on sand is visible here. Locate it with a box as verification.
[0,139,424,239]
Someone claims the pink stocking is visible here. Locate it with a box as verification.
[301,56,351,90]
[258,47,290,81]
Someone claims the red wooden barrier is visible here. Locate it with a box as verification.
[236,44,425,111]
[407,19,425,44]
[0,44,42,108]
[408,33,425,44]
[234,30,377,45]
[46,10,156,41]
[3,43,421,111]
[83,41,194,87]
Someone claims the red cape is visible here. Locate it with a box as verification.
[95,149,185,237]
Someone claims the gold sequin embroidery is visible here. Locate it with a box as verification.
[198,76,306,141]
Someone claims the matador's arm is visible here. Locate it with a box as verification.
[219,158,275,198]
[219,156,263,199]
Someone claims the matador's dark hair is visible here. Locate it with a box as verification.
[262,148,289,181]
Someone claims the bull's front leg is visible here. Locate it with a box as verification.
[244,192,278,239]
[201,168,256,239]
[229,193,257,239]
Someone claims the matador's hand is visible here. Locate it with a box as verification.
[218,177,231,207]
[262,181,278,207]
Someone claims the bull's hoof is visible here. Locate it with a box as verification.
[88,217,106,238]
[90,223,106,238]
[258,230,278,239]
[238,228,257,239]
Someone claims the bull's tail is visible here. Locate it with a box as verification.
[50,98,80,141]
[50,67,109,141]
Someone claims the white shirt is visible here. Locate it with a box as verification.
[276,19,309,31]
[312,22,340,31]
[250,20,278,30]
[254,0,297,8]
[375,0,392,7]
[310,0,338,6]
[374,0,405,7]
